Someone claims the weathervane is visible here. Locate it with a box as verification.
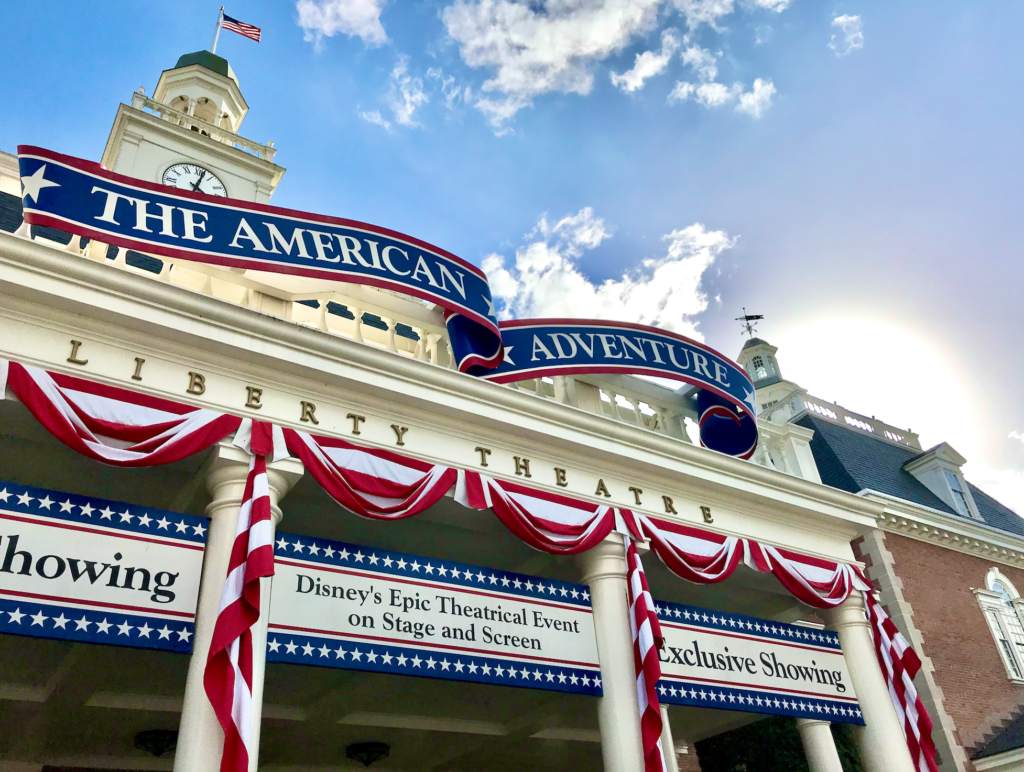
[735,308,764,339]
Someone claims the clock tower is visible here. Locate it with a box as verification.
[101,51,284,203]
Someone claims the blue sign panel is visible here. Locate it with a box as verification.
[0,479,207,653]
[267,531,603,696]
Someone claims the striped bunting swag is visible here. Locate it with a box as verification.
[865,592,938,772]
[624,535,667,772]
[204,421,276,772]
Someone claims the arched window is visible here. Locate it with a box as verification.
[751,356,768,380]
[977,568,1024,682]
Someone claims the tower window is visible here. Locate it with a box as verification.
[944,470,972,518]
[751,356,768,380]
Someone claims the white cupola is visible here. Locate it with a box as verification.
[101,51,284,203]
[152,51,248,133]
[737,338,782,385]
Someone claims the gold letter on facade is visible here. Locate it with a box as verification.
[700,505,713,523]
[475,447,491,467]
[187,372,206,395]
[132,357,145,381]
[513,456,531,478]
[554,468,568,487]
[629,486,643,506]
[595,479,611,498]
[391,424,409,446]
[347,413,366,435]
[662,496,677,515]
[67,340,88,366]
[300,401,319,424]
[246,386,263,410]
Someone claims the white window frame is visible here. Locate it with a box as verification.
[976,568,1024,683]
[943,469,978,519]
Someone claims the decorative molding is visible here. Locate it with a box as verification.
[863,489,1024,568]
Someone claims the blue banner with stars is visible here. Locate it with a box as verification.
[0,479,206,653]
[267,531,603,696]
[653,599,863,725]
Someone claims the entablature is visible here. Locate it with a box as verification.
[0,232,881,565]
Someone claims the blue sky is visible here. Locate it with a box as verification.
[3,0,1023,511]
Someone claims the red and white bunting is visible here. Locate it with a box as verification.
[284,429,456,519]
[204,421,276,772]
[0,355,938,770]
[865,592,938,772]
[456,471,641,553]
[1,360,240,465]
[624,536,666,772]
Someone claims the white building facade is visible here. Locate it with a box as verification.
[0,52,938,772]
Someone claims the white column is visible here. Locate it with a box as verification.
[659,704,680,772]
[576,538,644,772]
[823,590,916,772]
[796,719,843,772]
[174,442,302,772]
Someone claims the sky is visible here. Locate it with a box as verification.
[2,0,1022,513]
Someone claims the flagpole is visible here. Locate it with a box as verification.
[210,6,224,54]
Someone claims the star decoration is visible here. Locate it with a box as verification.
[52,614,70,629]
[0,488,9,503]
[8,608,25,624]
[80,503,95,517]
[177,627,192,643]
[119,510,133,523]
[137,623,153,638]
[101,507,115,520]
[96,618,112,634]
[483,294,496,318]
[17,492,33,507]
[285,640,298,654]
[268,638,281,653]
[503,346,515,366]
[138,514,152,527]
[30,611,47,626]
[21,165,60,204]
[156,517,170,530]
[38,496,54,509]
[158,626,172,640]
[117,621,133,636]
[302,643,314,656]
[74,615,91,631]
[192,523,206,537]
[276,537,289,551]
[59,500,74,513]
[174,520,187,532]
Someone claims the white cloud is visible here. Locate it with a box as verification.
[672,0,790,30]
[611,29,681,93]
[482,208,734,338]
[296,0,388,48]
[427,68,471,110]
[680,43,719,81]
[442,0,663,125]
[360,109,391,130]
[668,81,696,102]
[695,81,734,107]
[829,14,864,57]
[736,77,775,117]
[385,57,429,126]
[1011,431,1024,444]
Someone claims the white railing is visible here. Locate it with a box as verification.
[130,93,277,162]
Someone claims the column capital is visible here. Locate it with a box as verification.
[822,589,870,633]
[205,441,304,525]
[795,718,832,730]
[575,535,627,584]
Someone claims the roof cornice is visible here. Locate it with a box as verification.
[859,488,1024,567]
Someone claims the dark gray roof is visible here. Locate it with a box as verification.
[796,414,1024,538]
[972,707,1024,759]
[741,337,769,350]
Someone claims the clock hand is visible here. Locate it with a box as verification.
[191,170,207,191]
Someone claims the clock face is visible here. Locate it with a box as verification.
[161,163,227,197]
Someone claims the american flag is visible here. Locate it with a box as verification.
[222,13,261,42]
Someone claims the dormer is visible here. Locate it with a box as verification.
[903,443,981,520]
[153,51,248,133]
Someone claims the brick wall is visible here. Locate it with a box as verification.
[881,532,1024,750]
